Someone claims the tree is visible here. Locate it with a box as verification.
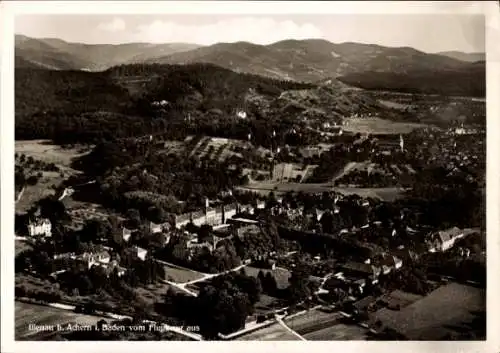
[126,209,141,228]
[264,272,278,295]
[197,284,251,339]
[80,219,112,244]
[147,205,167,223]
[37,197,69,225]
[288,263,311,305]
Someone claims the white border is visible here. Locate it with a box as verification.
[1,1,499,353]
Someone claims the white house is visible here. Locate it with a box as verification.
[427,227,466,252]
[131,246,148,261]
[78,251,111,270]
[150,221,168,234]
[122,227,133,242]
[28,218,52,237]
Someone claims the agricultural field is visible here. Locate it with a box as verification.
[15,140,91,171]
[342,117,427,135]
[378,99,413,110]
[189,136,246,162]
[271,163,316,183]
[302,322,370,340]
[369,283,485,340]
[282,308,340,334]
[15,301,101,340]
[238,182,405,202]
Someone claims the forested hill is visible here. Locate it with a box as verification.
[15,63,315,143]
[337,63,486,98]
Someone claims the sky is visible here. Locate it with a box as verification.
[15,14,485,53]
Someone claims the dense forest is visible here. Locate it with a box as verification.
[15,64,313,143]
[338,64,485,98]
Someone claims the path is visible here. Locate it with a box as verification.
[163,262,251,297]
[300,165,317,183]
[330,161,360,182]
[15,186,25,203]
[275,315,307,341]
[314,272,334,295]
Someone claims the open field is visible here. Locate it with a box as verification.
[370,283,485,340]
[162,264,205,283]
[237,322,301,341]
[15,140,91,213]
[283,309,339,334]
[378,99,412,110]
[238,182,405,201]
[243,266,291,290]
[15,171,65,213]
[15,301,101,340]
[16,273,57,293]
[278,308,371,340]
[303,322,370,340]
[15,140,91,169]
[342,117,427,135]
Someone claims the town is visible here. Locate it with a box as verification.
[14,107,485,340]
[11,12,486,342]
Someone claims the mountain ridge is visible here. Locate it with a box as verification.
[15,35,201,71]
[437,51,485,63]
[15,35,485,97]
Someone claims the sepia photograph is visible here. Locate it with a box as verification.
[1,1,499,351]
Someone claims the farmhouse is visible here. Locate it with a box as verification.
[28,218,52,237]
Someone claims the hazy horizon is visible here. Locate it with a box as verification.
[15,33,486,55]
[15,14,485,54]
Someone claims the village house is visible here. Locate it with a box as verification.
[28,218,52,237]
[370,253,403,275]
[77,251,111,270]
[340,261,382,283]
[130,246,148,261]
[122,227,133,242]
[150,221,170,234]
[426,227,471,252]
